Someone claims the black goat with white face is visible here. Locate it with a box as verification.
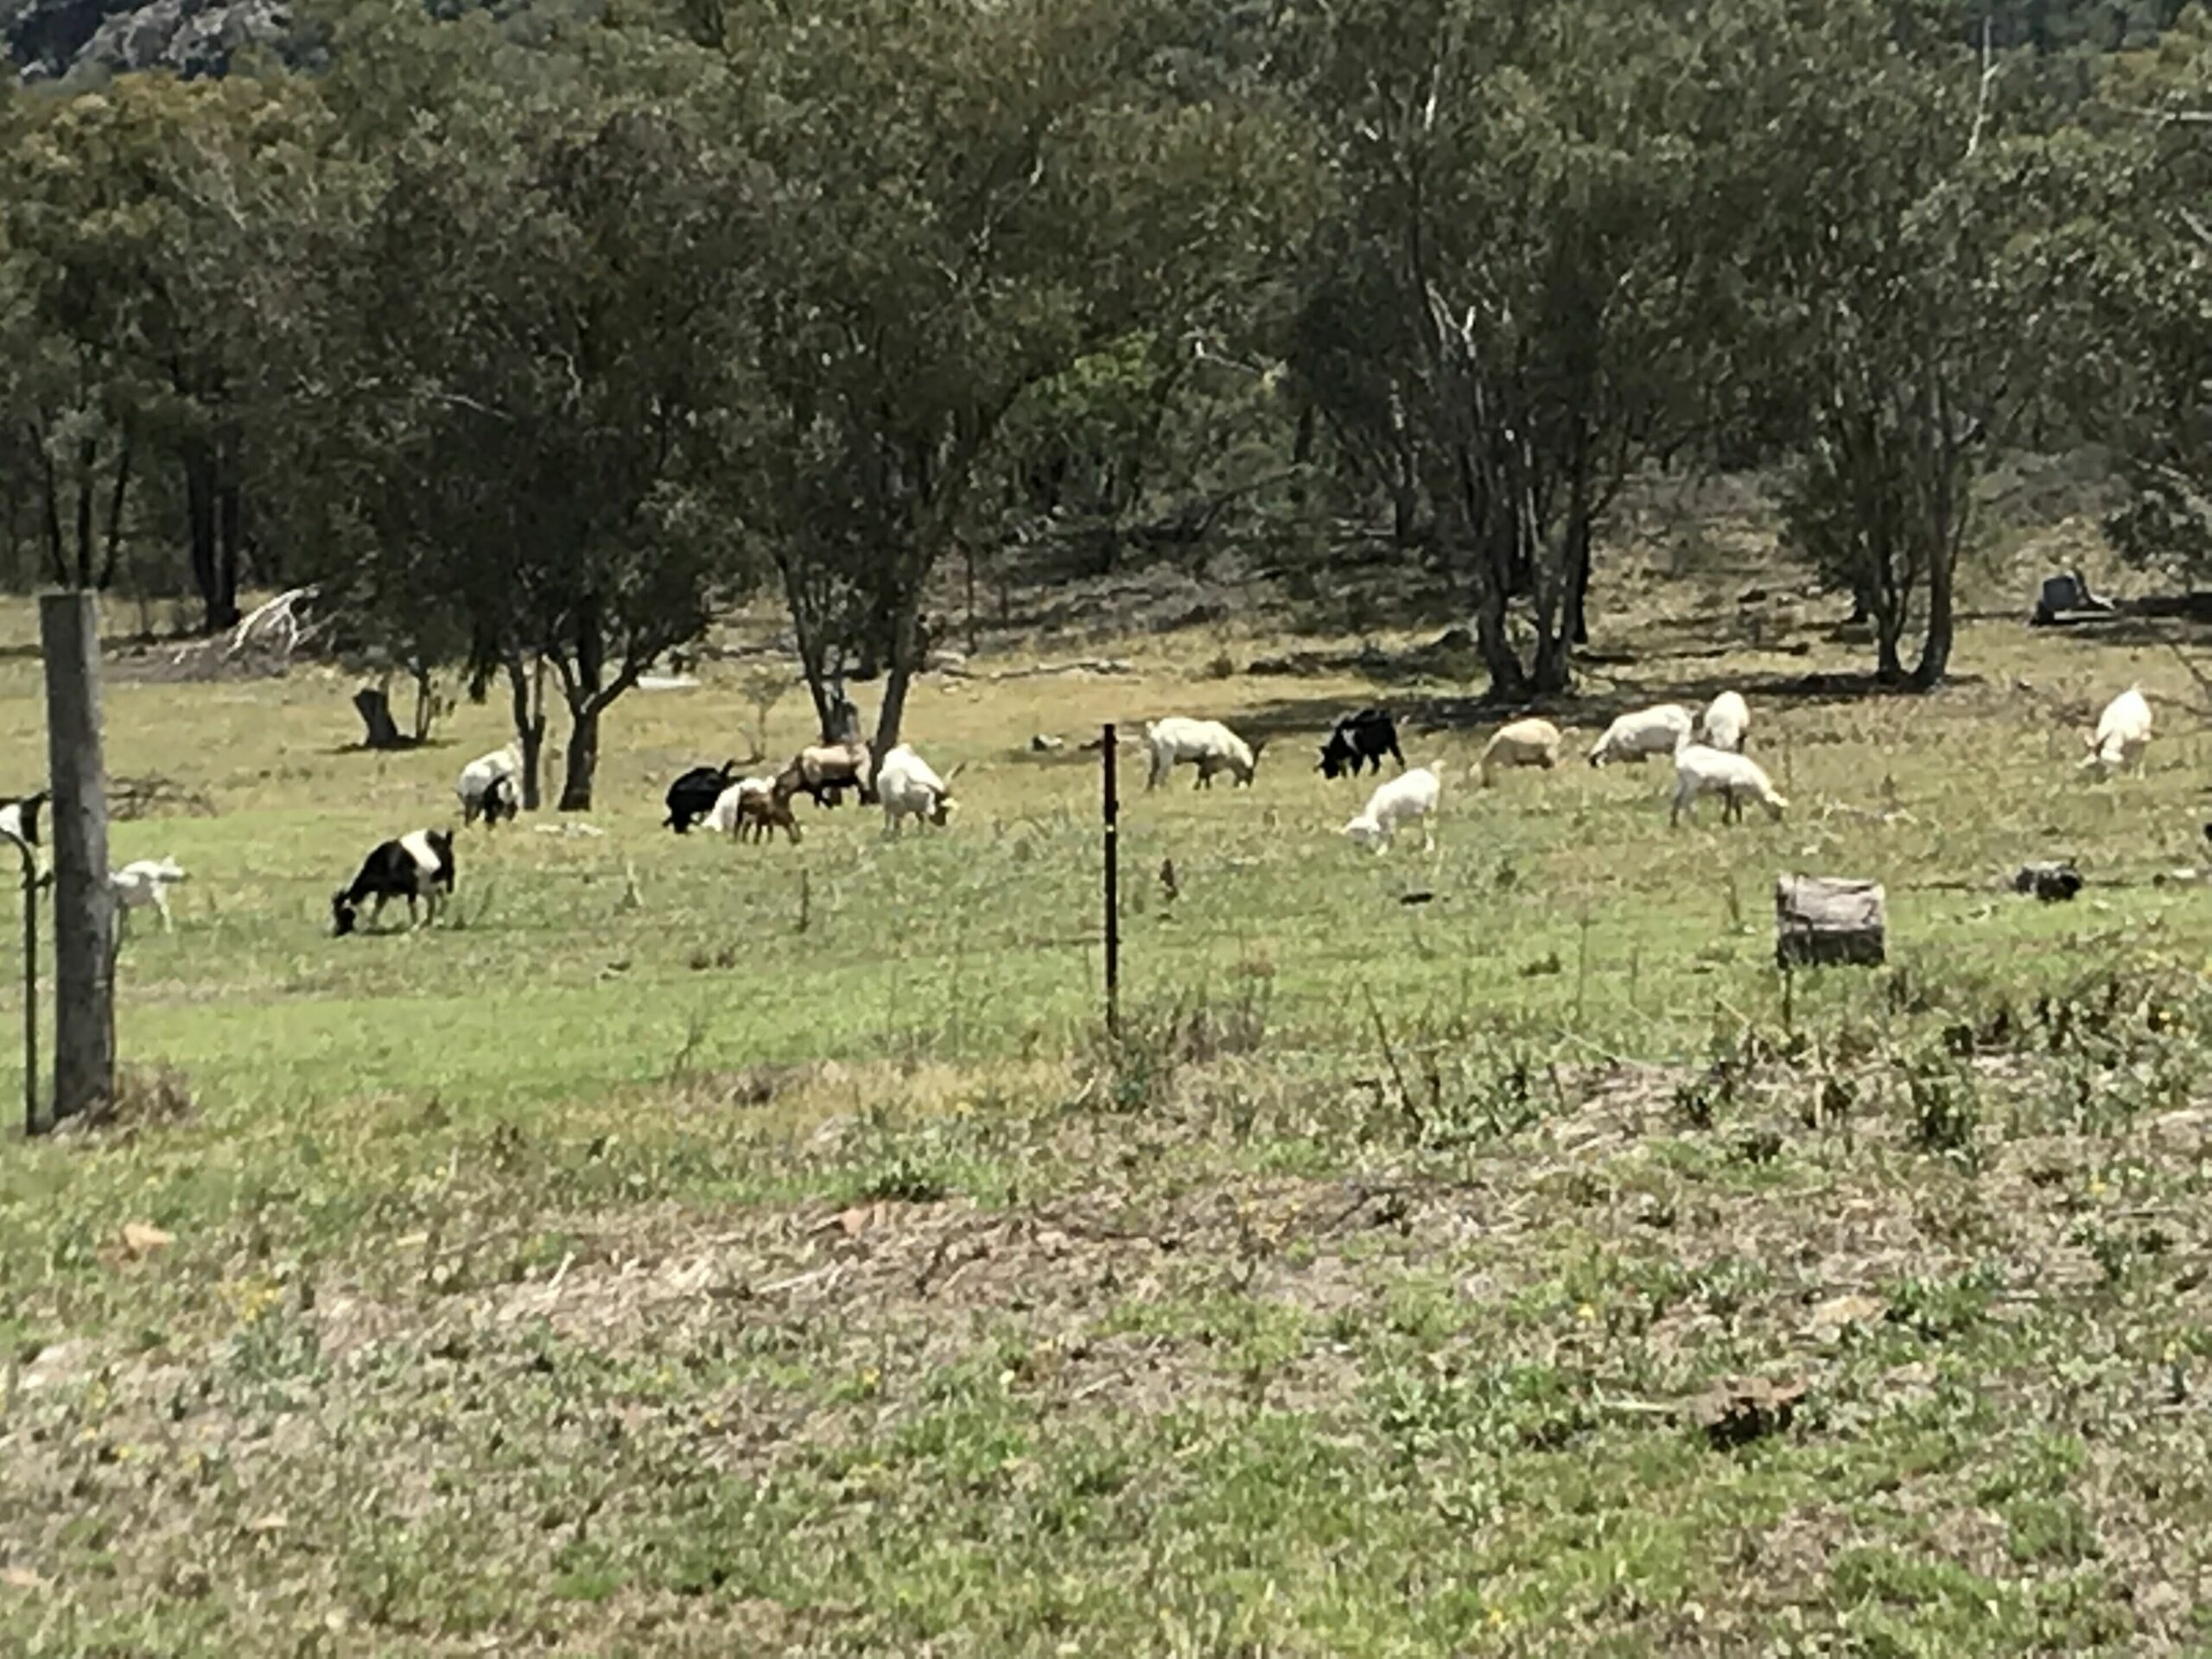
[332,829,454,936]
[1317,709,1403,779]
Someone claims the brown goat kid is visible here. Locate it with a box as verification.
[736,780,804,844]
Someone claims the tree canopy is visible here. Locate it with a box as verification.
[0,0,2202,760]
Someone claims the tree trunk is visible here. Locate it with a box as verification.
[96,431,132,592]
[870,596,922,763]
[554,601,608,811]
[1471,586,1526,700]
[1390,467,1420,546]
[353,687,404,749]
[73,435,97,589]
[1565,512,1592,647]
[1290,400,1317,509]
[32,424,66,587]
[505,656,546,811]
[183,442,220,631]
[1911,543,1955,690]
[558,699,601,811]
[1874,624,1905,684]
[1531,620,1572,695]
[410,663,441,742]
[214,439,243,632]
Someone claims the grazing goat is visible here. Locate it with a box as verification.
[1318,708,1404,779]
[779,739,874,807]
[1145,717,1263,790]
[702,777,774,836]
[111,857,186,934]
[665,762,740,832]
[737,780,803,844]
[1700,690,1751,753]
[1669,736,1786,826]
[457,744,523,826]
[1343,765,1442,853]
[0,790,46,849]
[1586,704,1693,768]
[1477,717,1562,786]
[877,744,959,833]
[2082,685,2152,778]
[332,829,454,936]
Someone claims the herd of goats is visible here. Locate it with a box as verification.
[0,678,2159,939]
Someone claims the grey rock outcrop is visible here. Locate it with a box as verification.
[6,0,289,80]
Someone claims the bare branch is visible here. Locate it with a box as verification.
[2104,104,2212,126]
[1966,15,2000,160]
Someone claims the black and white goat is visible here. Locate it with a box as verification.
[665,762,740,833]
[331,830,454,936]
[1318,709,1403,779]
[0,790,47,849]
[457,744,523,827]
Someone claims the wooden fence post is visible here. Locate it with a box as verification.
[1103,722,1120,1039]
[41,593,114,1123]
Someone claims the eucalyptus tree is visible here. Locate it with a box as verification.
[716,0,1319,747]
[0,72,325,624]
[1278,0,1738,696]
[293,16,761,809]
[2024,12,2212,585]
[1726,0,2024,688]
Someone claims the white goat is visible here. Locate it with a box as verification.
[1145,717,1262,790]
[1587,704,1694,767]
[456,743,523,825]
[1669,734,1786,826]
[1700,690,1751,753]
[1476,717,1562,786]
[2082,685,2152,778]
[111,856,187,933]
[1343,765,1442,853]
[702,777,775,836]
[876,744,959,833]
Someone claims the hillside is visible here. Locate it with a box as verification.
[1,0,289,79]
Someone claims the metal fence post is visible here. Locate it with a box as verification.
[1103,722,1120,1040]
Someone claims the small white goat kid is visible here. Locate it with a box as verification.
[2082,685,2152,778]
[111,856,187,933]
[1145,717,1262,790]
[702,776,775,836]
[1700,690,1751,753]
[876,743,960,833]
[1587,704,1693,767]
[1669,734,1787,826]
[1476,717,1562,786]
[1344,765,1442,853]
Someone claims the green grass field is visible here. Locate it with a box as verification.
[7,586,2212,1655]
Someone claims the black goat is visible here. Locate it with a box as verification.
[665,762,739,833]
[1317,709,1404,779]
[480,773,519,827]
[332,830,454,936]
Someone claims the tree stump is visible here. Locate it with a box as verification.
[1775,874,1885,969]
[353,687,405,750]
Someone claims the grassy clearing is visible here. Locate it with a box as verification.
[6,582,2212,1653]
